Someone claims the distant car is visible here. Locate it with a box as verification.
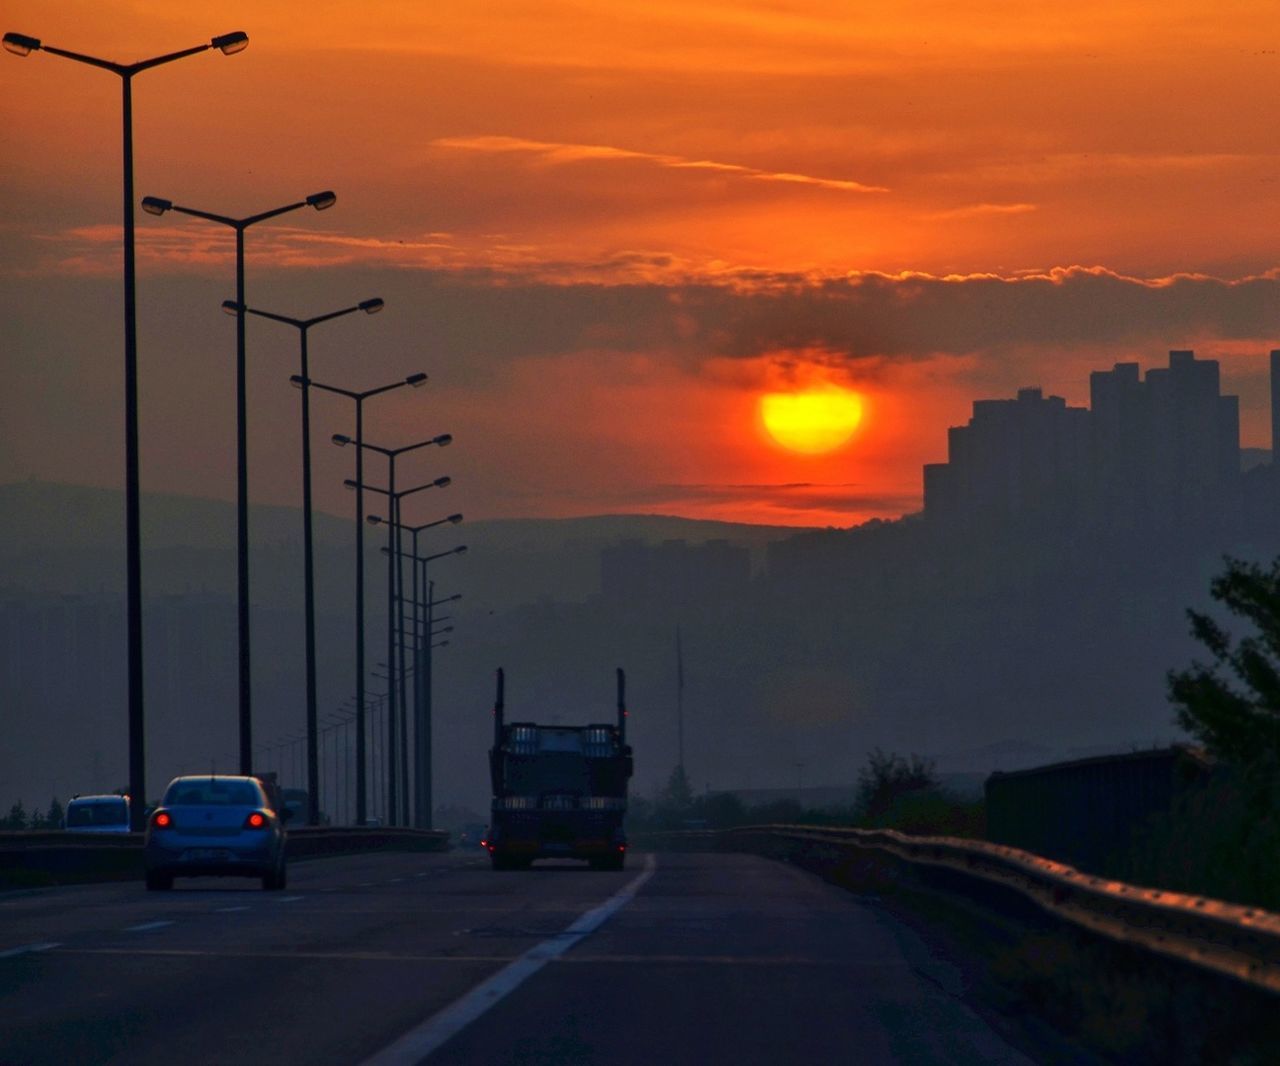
[63,794,131,833]
[144,775,287,891]
[458,823,488,848]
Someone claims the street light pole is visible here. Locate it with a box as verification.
[141,191,337,778]
[368,517,463,829]
[374,533,466,830]
[226,297,384,826]
[345,434,452,823]
[312,375,428,822]
[3,27,249,831]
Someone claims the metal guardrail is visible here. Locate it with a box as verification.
[646,824,1280,996]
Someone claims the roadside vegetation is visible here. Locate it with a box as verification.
[2,798,63,830]
[630,749,984,839]
[1131,554,1280,912]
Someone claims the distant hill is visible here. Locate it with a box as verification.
[0,480,812,609]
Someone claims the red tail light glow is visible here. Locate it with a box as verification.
[153,811,172,829]
[244,811,267,829]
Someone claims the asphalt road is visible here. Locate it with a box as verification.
[0,849,1062,1065]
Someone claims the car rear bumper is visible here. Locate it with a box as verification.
[145,838,280,877]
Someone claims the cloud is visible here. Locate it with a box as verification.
[674,265,1280,363]
[644,482,921,514]
[923,202,1038,220]
[431,135,889,193]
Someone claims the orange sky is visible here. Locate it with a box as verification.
[4,1,1280,526]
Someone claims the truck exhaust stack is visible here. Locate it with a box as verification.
[493,667,505,748]
[616,667,627,744]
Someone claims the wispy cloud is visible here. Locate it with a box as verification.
[431,135,889,193]
[924,202,1038,221]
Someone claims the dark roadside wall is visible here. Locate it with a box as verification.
[984,745,1210,876]
[0,827,448,888]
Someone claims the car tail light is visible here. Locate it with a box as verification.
[152,810,173,829]
[244,811,268,829]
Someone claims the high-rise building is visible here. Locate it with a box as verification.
[926,349,1241,528]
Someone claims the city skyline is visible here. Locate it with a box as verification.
[5,2,1280,527]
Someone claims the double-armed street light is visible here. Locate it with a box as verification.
[415,572,465,830]
[220,297,384,826]
[372,525,465,826]
[140,191,336,779]
[4,27,248,832]
[371,535,466,830]
[302,372,427,823]
[322,711,351,823]
[366,509,461,823]
[338,434,452,823]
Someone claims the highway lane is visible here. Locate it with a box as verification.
[0,849,1076,1065]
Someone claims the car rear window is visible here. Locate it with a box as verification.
[164,780,262,806]
[66,800,128,826]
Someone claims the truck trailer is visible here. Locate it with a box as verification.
[486,667,634,870]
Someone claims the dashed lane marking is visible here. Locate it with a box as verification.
[49,945,874,966]
[123,921,173,933]
[276,896,304,903]
[0,942,60,958]
[215,906,250,913]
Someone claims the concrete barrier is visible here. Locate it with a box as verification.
[0,827,448,887]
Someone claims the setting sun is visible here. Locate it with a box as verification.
[760,387,864,455]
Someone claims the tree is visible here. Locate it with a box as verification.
[1168,556,1280,766]
[661,764,694,811]
[856,749,937,821]
[4,801,28,830]
[46,797,64,830]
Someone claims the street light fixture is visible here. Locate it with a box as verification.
[371,515,464,827]
[305,372,428,823]
[220,297,384,827]
[4,27,248,831]
[373,541,467,830]
[338,434,453,824]
[141,191,337,778]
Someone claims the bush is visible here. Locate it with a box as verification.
[856,748,937,821]
[1122,761,1280,911]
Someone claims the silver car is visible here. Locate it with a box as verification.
[144,775,287,891]
[63,794,131,833]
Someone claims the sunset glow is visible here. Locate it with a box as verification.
[3,1,1280,527]
[761,388,864,455]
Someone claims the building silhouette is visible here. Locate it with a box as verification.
[924,349,1245,530]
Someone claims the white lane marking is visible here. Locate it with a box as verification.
[0,942,60,958]
[276,896,304,903]
[415,873,429,878]
[389,878,404,883]
[360,853,656,1066]
[124,921,173,933]
[215,906,250,913]
[359,882,376,888]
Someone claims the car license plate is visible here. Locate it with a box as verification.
[183,848,231,861]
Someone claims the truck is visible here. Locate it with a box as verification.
[486,667,634,870]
